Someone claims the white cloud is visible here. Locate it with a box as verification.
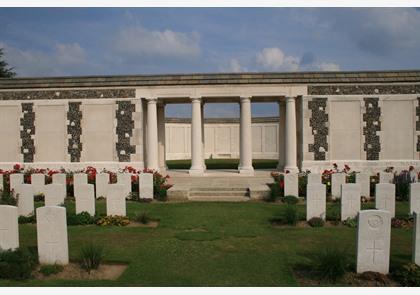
[256,47,299,71]
[0,42,89,77]
[112,26,200,59]
[227,58,245,72]
[256,47,340,72]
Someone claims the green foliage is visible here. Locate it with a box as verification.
[393,263,420,286]
[0,189,17,206]
[327,202,341,224]
[79,243,104,273]
[134,212,150,224]
[282,195,299,205]
[284,205,299,225]
[67,211,96,226]
[34,193,45,202]
[0,48,16,78]
[312,245,350,283]
[342,217,357,228]
[18,214,36,224]
[298,174,307,198]
[0,248,38,280]
[96,215,130,226]
[267,183,281,202]
[308,217,325,227]
[39,264,64,276]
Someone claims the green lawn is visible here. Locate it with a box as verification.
[0,201,413,286]
[167,159,278,170]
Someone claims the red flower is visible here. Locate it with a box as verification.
[131,174,139,183]
[13,163,21,171]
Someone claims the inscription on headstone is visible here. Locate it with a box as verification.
[331,173,346,199]
[341,183,361,220]
[95,173,109,199]
[106,184,126,216]
[306,184,326,221]
[139,173,154,199]
[284,173,299,197]
[0,205,19,250]
[44,184,66,206]
[375,183,396,218]
[15,184,35,216]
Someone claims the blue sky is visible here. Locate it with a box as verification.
[1,7,420,117]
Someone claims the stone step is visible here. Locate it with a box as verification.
[189,190,249,197]
[189,187,248,192]
[188,195,250,202]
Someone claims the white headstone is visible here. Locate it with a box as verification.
[284,173,299,197]
[410,170,418,183]
[52,173,67,196]
[306,183,326,221]
[375,183,396,218]
[75,184,95,216]
[36,206,69,265]
[95,173,109,199]
[9,173,24,193]
[380,172,394,184]
[331,173,346,199]
[410,183,420,215]
[139,172,154,199]
[117,173,132,199]
[44,184,66,207]
[356,173,370,198]
[0,174,3,191]
[0,205,19,250]
[357,210,391,274]
[307,173,321,185]
[341,183,361,221]
[413,212,420,266]
[31,173,45,195]
[106,184,126,216]
[73,173,87,197]
[15,184,35,216]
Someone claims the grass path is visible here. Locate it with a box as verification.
[0,201,413,286]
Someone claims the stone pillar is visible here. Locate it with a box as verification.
[189,97,204,175]
[277,100,286,170]
[238,97,254,175]
[157,103,167,171]
[146,98,159,171]
[201,102,206,170]
[284,96,298,173]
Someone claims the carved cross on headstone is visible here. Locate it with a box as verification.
[367,240,384,264]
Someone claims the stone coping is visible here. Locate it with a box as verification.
[0,70,419,89]
[165,117,279,124]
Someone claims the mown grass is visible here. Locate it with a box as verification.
[0,201,413,286]
[167,159,278,170]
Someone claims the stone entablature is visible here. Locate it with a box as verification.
[0,88,135,100]
[308,84,420,95]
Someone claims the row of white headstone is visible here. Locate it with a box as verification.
[284,171,402,199]
[0,172,154,200]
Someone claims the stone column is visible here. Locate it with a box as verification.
[201,102,206,170]
[189,97,204,175]
[146,98,159,171]
[285,96,298,173]
[277,100,286,170]
[238,97,254,175]
[157,103,167,171]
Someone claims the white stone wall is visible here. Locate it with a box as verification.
[165,120,280,160]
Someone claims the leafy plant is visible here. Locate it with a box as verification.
[0,248,38,280]
[312,245,350,283]
[39,264,64,276]
[327,202,341,225]
[395,170,410,201]
[284,205,299,225]
[0,189,17,206]
[308,217,325,227]
[79,243,104,273]
[134,212,150,224]
[18,214,36,224]
[283,195,299,205]
[96,215,130,226]
[342,217,357,228]
[67,211,96,226]
[393,263,420,286]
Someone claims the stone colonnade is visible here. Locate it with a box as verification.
[145,96,299,175]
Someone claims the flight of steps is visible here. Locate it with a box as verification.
[188,187,250,201]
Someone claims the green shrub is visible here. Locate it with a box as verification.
[96,215,130,226]
[267,183,282,202]
[134,212,150,224]
[34,193,45,202]
[39,264,64,276]
[308,217,325,227]
[298,174,307,198]
[312,245,349,283]
[67,211,96,226]
[0,190,17,206]
[327,203,341,225]
[18,214,36,224]
[283,195,299,205]
[79,243,104,273]
[284,205,298,225]
[0,248,38,280]
[393,263,420,286]
[343,217,357,228]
